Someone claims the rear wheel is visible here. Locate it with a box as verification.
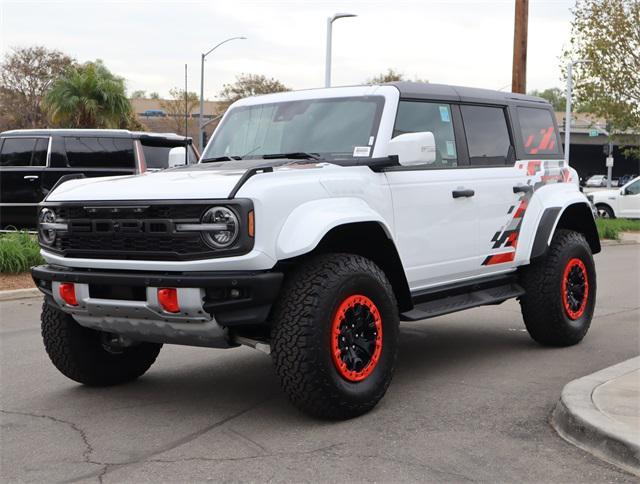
[41,302,162,386]
[270,253,399,419]
[519,230,596,346]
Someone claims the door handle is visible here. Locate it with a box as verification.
[452,188,475,198]
[513,184,532,194]
[23,175,39,181]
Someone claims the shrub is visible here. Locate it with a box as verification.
[596,218,640,240]
[0,232,43,273]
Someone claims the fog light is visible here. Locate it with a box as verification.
[59,283,78,306]
[157,288,180,313]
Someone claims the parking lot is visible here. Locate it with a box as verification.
[1,244,638,482]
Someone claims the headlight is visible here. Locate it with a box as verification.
[200,206,239,248]
[38,208,57,245]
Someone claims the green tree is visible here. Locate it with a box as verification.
[130,89,146,99]
[44,60,133,128]
[219,74,289,107]
[160,87,199,135]
[149,91,160,99]
[528,87,566,112]
[564,0,639,150]
[366,68,404,84]
[0,46,74,129]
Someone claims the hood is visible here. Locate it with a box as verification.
[47,167,247,202]
[590,188,619,200]
[46,159,336,202]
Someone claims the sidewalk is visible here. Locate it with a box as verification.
[552,357,640,476]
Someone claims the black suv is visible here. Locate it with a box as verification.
[0,129,198,229]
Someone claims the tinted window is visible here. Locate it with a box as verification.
[64,137,135,168]
[393,101,458,167]
[32,138,48,166]
[0,138,37,166]
[518,107,560,155]
[461,105,512,165]
[141,143,197,169]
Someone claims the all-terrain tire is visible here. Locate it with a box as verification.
[270,253,400,419]
[519,229,596,346]
[41,301,162,386]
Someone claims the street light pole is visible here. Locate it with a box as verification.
[324,13,357,88]
[564,59,591,166]
[199,36,247,151]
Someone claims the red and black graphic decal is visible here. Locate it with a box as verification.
[481,160,572,266]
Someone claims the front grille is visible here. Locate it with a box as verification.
[42,200,254,261]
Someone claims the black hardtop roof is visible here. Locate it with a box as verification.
[0,129,191,142]
[387,81,550,106]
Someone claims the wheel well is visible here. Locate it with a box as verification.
[555,203,601,254]
[277,222,412,312]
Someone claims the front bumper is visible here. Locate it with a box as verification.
[32,265,283,348]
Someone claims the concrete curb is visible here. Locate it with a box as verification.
[600,239,637,247]
[551,357,640,477]
[0,288,41,302]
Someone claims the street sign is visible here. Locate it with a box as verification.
[589,129,599,137]
[606,156,614,167]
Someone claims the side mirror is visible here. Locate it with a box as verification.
[167,147,187,168]
[386,132,436,167]
[621,189,626,196]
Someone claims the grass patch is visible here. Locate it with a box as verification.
[0,231,43,273]
[596,218,640,240]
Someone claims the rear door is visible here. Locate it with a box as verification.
[0,136,49,228]
[472,104,564,272]
[41,136,137,197]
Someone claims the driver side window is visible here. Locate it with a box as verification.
[626,180,640,195]
[393,101,458,167]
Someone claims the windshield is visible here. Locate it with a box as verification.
[202,96,384,163]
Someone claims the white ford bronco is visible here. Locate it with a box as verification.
[32,82,600,419]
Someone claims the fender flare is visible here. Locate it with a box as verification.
[530,201,600,260]
[275,197,393,260]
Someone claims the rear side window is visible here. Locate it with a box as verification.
[517,107,560,155]
[64,137,135,168]
[393,101,458,167]
[461,105,512,165]
[0,137,47,166]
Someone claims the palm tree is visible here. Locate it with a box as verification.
[44,61,132,128]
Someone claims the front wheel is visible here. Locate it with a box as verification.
[519,230,596,346]
[41,302,162,386]
[596,204,615,219]
[270,254,399,419]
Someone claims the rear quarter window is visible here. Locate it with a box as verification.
[517,107,560,155]
[64,137,135,168]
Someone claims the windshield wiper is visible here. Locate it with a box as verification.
[260,152,320,160]
[200,155,242,163]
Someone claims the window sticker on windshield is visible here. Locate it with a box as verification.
[368,136,375,146]
[353,146,371,157]
[439,106,451,123]
[446,140,456,157]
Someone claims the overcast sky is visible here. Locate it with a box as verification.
[0,0,575,99]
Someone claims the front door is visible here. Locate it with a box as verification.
[384,101,480,290]
[619,179,640,218]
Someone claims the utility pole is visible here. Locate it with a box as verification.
[184,64,189,165]
[511,0,528,94]
[564,59,591,166]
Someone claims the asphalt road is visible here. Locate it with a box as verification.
[1,245,639,483]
